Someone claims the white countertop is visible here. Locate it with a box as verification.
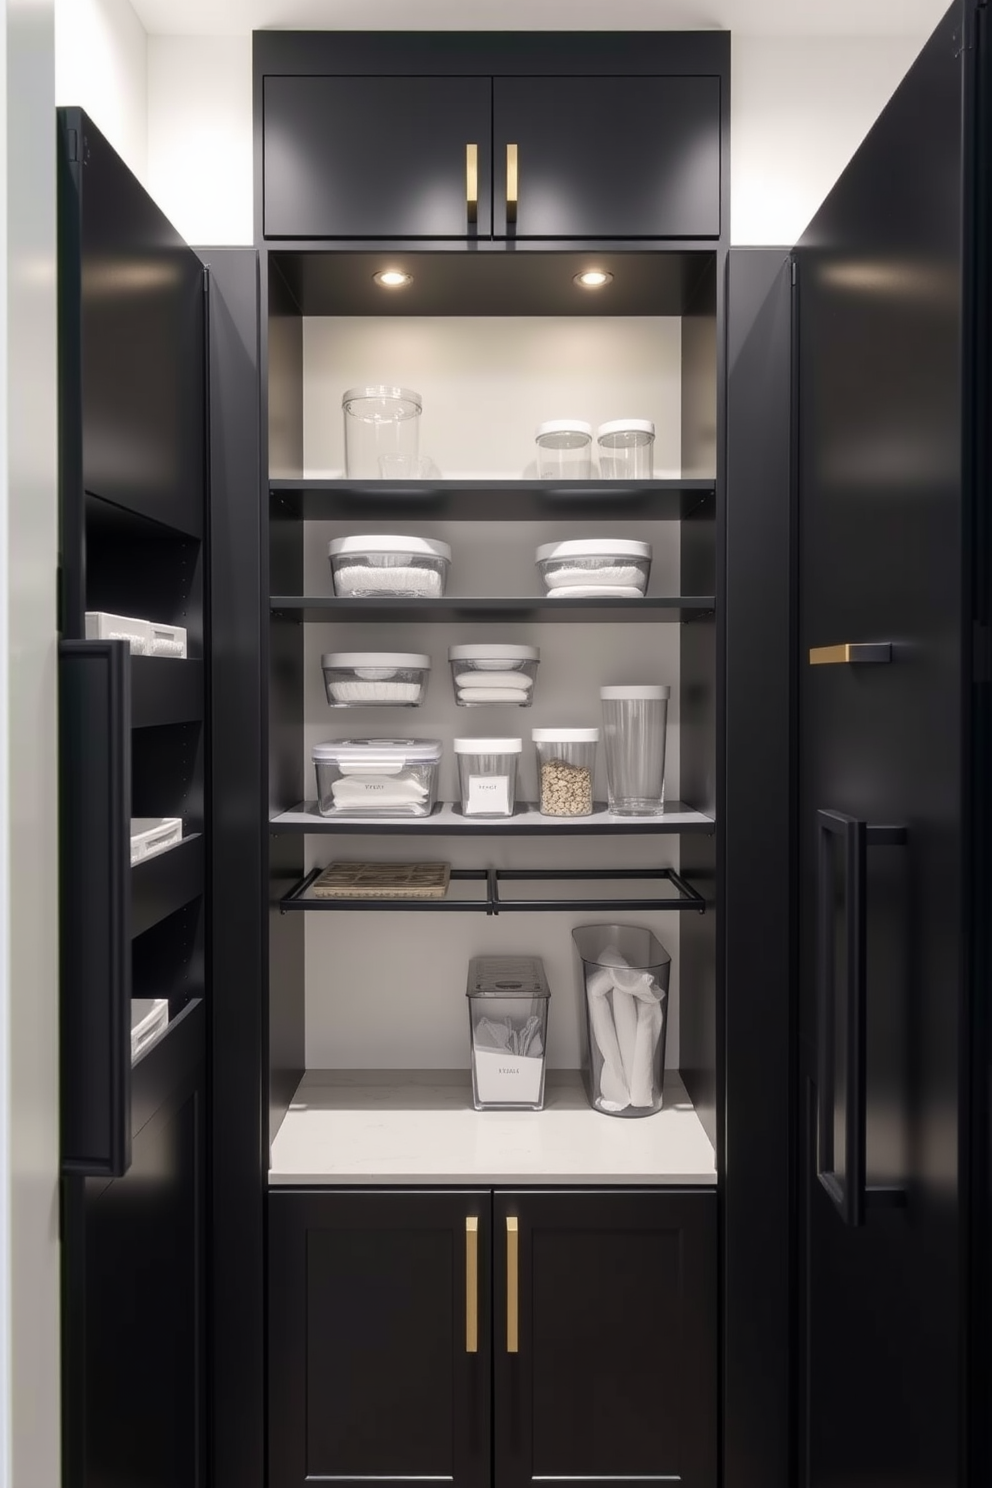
[269,1069,717,1187]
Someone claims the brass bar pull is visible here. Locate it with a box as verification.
[465,143,478,225]
[809,643,892,666]
[506,143,518,225]
[465,1216,479,1353]
[506,1216,519,1352]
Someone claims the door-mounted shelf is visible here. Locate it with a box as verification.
[279,865,705,916]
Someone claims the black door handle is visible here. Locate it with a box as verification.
[816,809,907,1226]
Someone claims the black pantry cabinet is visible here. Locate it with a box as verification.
[268,1190,717,1488]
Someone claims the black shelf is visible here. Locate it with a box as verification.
[132,833,203,939]
[130,657,203,728]
[85,488,202,543]
[270,595,714,623]
[270,801,715,835]
[280,866,706,916]
[270,478,715,522]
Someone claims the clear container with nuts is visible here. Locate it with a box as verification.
[532,728,599,817]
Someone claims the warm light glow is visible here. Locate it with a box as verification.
[574,270,613,289]
[373,270,413,288]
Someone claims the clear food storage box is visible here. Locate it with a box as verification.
[596,419,656,479]
[466,955,550,1110]
[342,385,422,479]
[532,728,599,817]
[328,535,451,598]
[321,652,431,707]
[535,420,593,479]
[449,644,540,707]
[453,737,522,818]
[312,738,442,818]
[573,924,670,1117]
[535,539,651,598]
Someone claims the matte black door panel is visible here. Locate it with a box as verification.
[493,77,721,238]
[494,1191,717,1488]
[268,1190,492,1488]
[263,77,492,238]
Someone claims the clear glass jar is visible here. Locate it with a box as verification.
[328,535,451,598]
[596,419,655,479]
[449,644,540,707]
[573,924,670,1117]
[600,685,669,815]
[535,539,651,599]
[342,385,422,479]
[466,956,550,1111]
[320,652,430,707]
[535,420,593,479]
[312,737,442,818]
[453,738,522,818]
[532,728,599,816]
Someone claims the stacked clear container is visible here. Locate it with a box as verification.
[573,924,670,1117]
[312,737,442,818]
[535,539,651,598]
[466,956,551,1110]
[328,535,451,598]
[454,738,522,818]
[321,652,431,707]
[532,728,599,817]
[342,385,422,478]
[449,644,540,706]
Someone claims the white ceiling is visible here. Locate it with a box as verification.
[131,0,949,39]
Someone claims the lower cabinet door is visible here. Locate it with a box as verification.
[493,1190,718,1488]
[268,1190,493,1488]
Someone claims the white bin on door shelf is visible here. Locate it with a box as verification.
[130,818,183,865]
[85,611,187,657]
[131,998,169,1062]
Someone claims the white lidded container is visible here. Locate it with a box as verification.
[131,998,169,1063]
[448,644,540,707]
[321,652,431,707]
[342,385,422,479]
[596,419,655,479]
[467,955,551,1111]
[130,817,183,865]
[313,737,442,818]
[328,535,451,598]
[535,419,593,479]
[535,538,651,598]
[453,737,523,818]
[532,728,600,817]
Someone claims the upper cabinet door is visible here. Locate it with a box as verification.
[492,76,721,239]
[263,76,493,239]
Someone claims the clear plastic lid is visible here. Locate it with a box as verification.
[535,420,593,448]
[312,737,443,763]
[448,644,540,662]
[531,727,600,743]
[321,652,431,669]
[342,385,422,417]
[453,737,523,754]
[600,685,671,700]
[328,535,451,560]
[596,419,656,444]
[536,538,651,561]
[467,955,550,998]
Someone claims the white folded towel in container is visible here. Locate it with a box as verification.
[585,945,665,1110]
[330,772,428,810]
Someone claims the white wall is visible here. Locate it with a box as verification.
[0,0,61,1483]
[55,0,147,183]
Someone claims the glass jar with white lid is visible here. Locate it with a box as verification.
[596,419,656,479]
[535,420,593,479]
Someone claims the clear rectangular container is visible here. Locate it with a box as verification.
[328,535,451,598]
[342,385,422,479]
[600,685,669,815]
[535,539,651,598]
[466,955,550,1110]
[572,924,670,1117]
[321,652,431,707]
[312,737,442,818]
[532,728,599,816]
[453,737,522,818]
[449,644,539,707]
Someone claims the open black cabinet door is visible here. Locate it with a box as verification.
[795,4,988,1484]
[58,109,208,1488]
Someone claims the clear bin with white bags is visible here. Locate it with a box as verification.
[573,923,670,1117]
[466,955,550,1110]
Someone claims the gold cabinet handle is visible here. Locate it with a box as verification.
[506,143,518,225]
[465,143,478,225]
[506,1216,519,1352]
[809,643,892,666]
[465,1216,479,1353]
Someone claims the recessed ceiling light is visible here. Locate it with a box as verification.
[574,270,613,289]
[373,270,413,289]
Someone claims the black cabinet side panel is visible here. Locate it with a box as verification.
[199,246,266,1488]
[723,248,794,1488]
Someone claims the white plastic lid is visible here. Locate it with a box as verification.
[600,685,671,700]
[531,727,601,742]
[313,737,442,762]
[448,644,540,662]
[453,737,523,754]
[328,535,451,560]
[342,385,422,414]
[536,538,651,561]
[536,420,593,441]
[321,652,430,669]
[596,419,656,441]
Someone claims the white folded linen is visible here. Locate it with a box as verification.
[585,964,630,1110]
[457,687,528,703]
[546,564,646,588]
[330,772,428,810]
[547,584,645,599]
[333,564,442,597]
[455,671,532,690]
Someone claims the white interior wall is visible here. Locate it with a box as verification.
[54,0,147,183]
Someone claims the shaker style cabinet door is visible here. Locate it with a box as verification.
[268,1190,492,1488]
[493,1191,718,1488]
[262,76,492,238]
[492,77,722,239]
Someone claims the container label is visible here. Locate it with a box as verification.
[473,1049,544,1105]
[466,775,511,816]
